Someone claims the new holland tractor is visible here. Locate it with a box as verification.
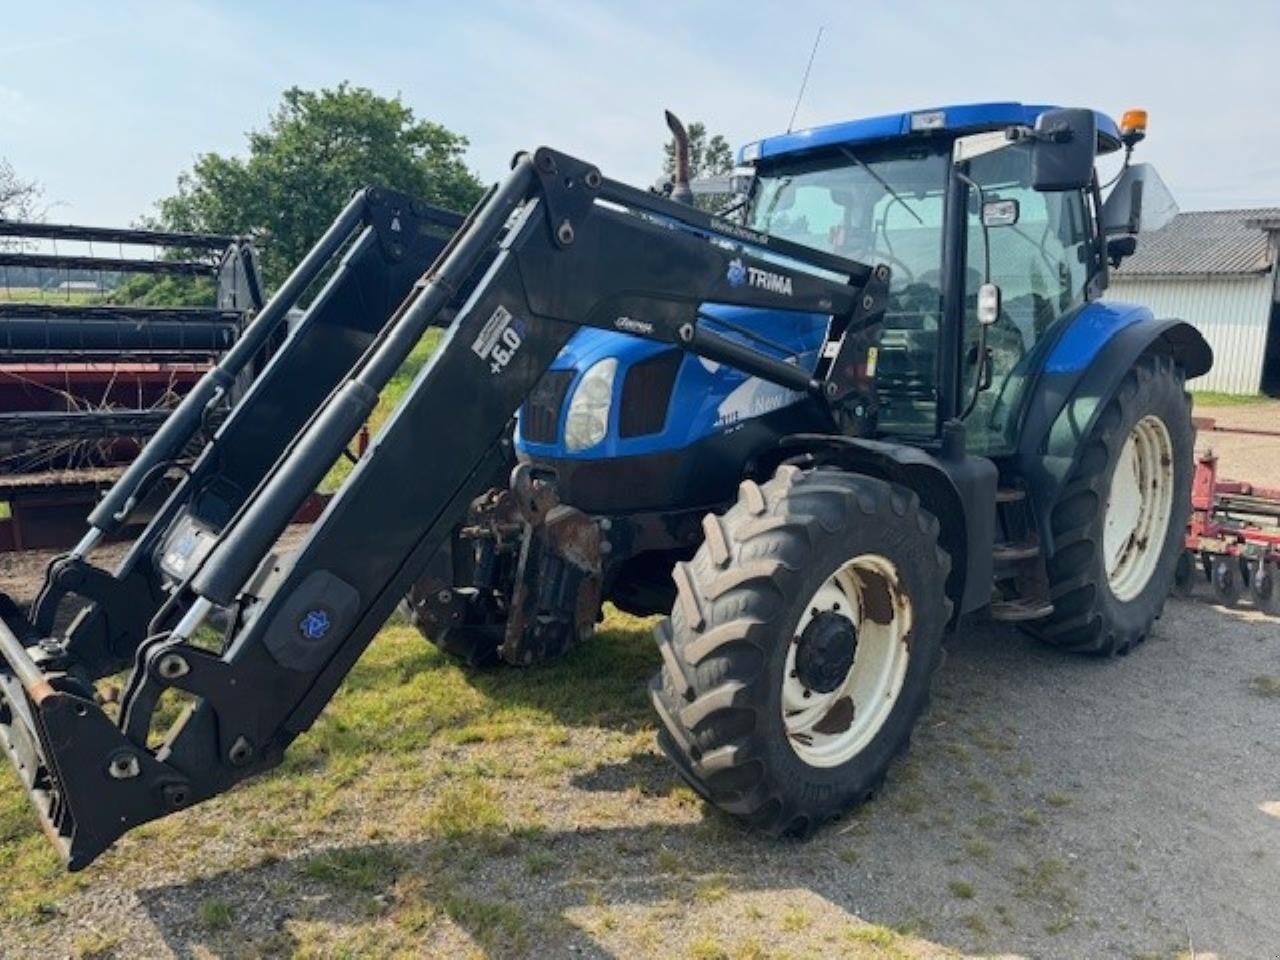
[0,101,1210,869]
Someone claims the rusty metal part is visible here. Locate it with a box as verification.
[499,465,603,664]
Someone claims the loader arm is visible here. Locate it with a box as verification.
[0,147,886,870]
[26,189,466,678]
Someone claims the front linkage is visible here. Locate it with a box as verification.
[0,146,887,870]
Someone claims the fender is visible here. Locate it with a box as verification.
[1015,303,1212,554]
[778,428,998,621]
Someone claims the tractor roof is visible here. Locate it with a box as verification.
[741,101,1122,164]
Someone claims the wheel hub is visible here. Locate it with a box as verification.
[1103,414,1175,602]
[794,611,857,694]
[782,554,913,769]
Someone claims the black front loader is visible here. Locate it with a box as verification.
[0,147,887,870]
[23,188,464,679]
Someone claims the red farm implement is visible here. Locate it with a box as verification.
[1180,417,1280,612]
[0,219,263,548]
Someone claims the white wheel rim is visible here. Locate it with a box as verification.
[1103,414,1175,602]
[782,554,912,769]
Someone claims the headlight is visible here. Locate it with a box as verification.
[563,358,617,452]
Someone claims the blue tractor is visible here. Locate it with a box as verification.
[406,102,1211,833]
[0,102,1213,867]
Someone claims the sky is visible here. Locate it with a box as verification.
[1,0,1277,227]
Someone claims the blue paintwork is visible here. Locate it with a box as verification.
[514,304,828,460]
[739,101,1122,163]
[1043,300,1154,374]
[514,101,1131,464]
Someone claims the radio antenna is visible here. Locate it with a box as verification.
[786,26,824,133]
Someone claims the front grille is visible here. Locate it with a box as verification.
[521,370,573,442]
[619,350,682,438]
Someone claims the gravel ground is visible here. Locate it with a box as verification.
[1194,399,1280,487]
[0,578,1276,957]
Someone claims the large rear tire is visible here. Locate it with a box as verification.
[1028,354,1193,655]
[650,466,950,836]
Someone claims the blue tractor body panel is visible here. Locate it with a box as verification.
[1043,300,1155,373]
[741,101,1122,163]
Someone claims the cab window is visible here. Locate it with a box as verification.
[962,143,1094,454]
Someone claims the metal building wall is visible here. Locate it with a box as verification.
[1106,274,1274,394]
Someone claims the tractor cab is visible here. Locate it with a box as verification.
[733,102,1161,454]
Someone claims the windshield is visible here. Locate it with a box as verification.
[745,143,951,437]
[745,143,949,287]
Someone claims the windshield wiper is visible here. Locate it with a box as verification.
[838,147,923,225]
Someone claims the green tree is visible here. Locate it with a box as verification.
[662,121,734,181]
[141,83,485,297]
[662,120,734,213]
[0,160,42,223]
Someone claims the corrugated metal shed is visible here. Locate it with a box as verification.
[1109,208,1280,394]
[1107,275,1274,393]
[1114,208,1279,277]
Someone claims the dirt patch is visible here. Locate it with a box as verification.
[1194,398,1280,486]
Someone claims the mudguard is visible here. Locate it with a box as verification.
[778,429,998,620]
[1015,304,1212,554]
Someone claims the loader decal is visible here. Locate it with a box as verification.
[298,608,333,641]
[726,257,793,296]
[472,304,526,375]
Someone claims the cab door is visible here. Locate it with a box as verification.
[958,142,1096,454]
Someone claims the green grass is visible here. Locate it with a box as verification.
[0,286,105,305]
[198,896,233,930]
[0,606,661,927]
[1247,675,1280,698]
[1190,390,1273,407]
[302,846,404,892]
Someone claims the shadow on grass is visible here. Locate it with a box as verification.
[131,821,892,959]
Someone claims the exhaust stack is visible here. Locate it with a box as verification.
[665,110,694,206]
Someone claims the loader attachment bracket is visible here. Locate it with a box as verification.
[0,620,193,870]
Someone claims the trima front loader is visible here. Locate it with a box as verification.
[0,103,1210,869]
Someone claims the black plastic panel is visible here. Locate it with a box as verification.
[619,350,682,438]
[522,370,573,442]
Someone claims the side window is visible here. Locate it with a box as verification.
[963,145,1094,454]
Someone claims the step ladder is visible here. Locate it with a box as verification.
[989,485,1054,622]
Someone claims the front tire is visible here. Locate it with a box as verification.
[1029,354,1194,655]
[650,466,951,836]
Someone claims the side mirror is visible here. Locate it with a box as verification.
[1106,235,1138,267]
[1100,162,1179,235]
[1029,108,1097,192]
[982,198,1020,227]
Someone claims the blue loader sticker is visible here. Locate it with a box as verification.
[298,607,333,641]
